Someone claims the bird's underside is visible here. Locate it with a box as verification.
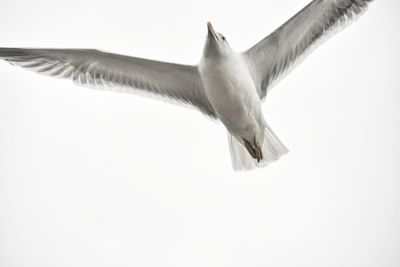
[0,0,374,171]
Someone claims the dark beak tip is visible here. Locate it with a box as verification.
[207,22,216,37]
[207,22,212,31]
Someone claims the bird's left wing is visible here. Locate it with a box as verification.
[244,0,373,100]
[0,48,217,117]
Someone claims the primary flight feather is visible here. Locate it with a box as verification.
[0,0,374,171]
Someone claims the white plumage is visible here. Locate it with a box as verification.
[0,0,374,171]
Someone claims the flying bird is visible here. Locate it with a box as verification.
[0,0,374,171]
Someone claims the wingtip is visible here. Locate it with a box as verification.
[0,48,31,58]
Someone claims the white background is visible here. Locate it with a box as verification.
[0,0,399,266]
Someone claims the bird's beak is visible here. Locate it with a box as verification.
[207,22,217,40]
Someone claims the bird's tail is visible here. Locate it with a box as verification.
[227,123,289,171]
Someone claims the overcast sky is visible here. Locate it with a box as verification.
[0,0,399,266]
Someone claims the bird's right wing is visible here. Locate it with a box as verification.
[244,0,373,100]
[0,48,217,118]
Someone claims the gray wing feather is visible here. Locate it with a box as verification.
[0,48,217,117]
[244,0,373,100]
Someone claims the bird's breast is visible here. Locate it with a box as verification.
[199,55,262,132]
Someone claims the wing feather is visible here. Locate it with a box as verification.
[0,48,217,117]
[244,0,374,100]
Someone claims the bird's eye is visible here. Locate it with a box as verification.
[221,36,226,41]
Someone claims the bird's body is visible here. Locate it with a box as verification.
[0,0,374,171]
[199,50,264,147]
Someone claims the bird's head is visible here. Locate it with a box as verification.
[203,22,232,58]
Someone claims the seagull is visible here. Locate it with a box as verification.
[0,0,374,171]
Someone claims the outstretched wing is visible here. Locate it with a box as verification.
[244,0,373,100]
[0,48,216,117]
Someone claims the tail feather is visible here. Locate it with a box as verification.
[228,123,288,171]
